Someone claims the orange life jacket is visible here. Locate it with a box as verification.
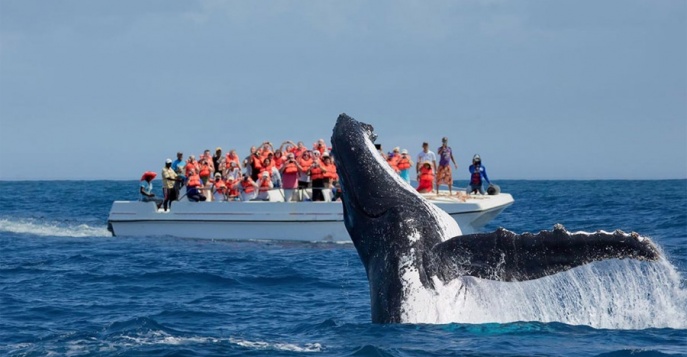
[273,156,284,169]
[185,161,198,176]
[187,174,202,188]
[397,156,412,170]
[241,179,256,194]
[199,164,211,178]
[310,165,325,180]
[282,161,298,174]
[322,162,337,180]
[258,177,272,192]
[419,166,434,181]
[298,157,313,171]
[214,179,227,194]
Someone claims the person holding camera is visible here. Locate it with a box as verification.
[280,153,300,202]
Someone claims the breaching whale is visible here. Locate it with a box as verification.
[330,113,660,324]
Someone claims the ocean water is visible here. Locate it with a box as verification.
[1,180,685,356]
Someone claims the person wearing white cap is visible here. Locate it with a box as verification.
[256,171,273,201]
[397,149,414,183]
[467,154,491,195]
[161,158,179,211]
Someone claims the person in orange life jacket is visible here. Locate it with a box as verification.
[261,157,282,189]
[185,155,199,177]
[239,174,258,202]
[223,176,239,201]
[186,169,207,202]
[225,149,240,169]
[248,147,264,182]
[201,149,215,173]
[243,146,257,179]
[467,154,491,195]
[198,159,212,185]
[387,147,401,173]
[256,171,273,201]
[296,150,314,192]
[260,141,274,159]
[321,152,337,190]
[211,172,227,202]
[280,152,300,202]
[309,153,328,202]
[416,161,435,193]
[397,149,414,183]
[272,149,285,170]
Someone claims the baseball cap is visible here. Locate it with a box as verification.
[165,158,172,164]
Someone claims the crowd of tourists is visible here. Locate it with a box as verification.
[139,137,492,211]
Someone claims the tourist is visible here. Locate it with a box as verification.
[225,177,240,201]
[297,150,314,200]
[467,154,491,195]
[198,159,212,185]
[140,171,163,209]
[171,152,185,174]
[243,146,257,178]
[321,152,337,199]
[225,149,240,168]
[186,169,206,202]
[309,156,328,202]
[416,142,437,189]
[416,161,435,194]
[239,174,258,201]
[224,161,241,181]
[185,155,199,177]
[280,152,300,202]
[397,149,413,183]
[248,147,263,181]
[256,171,273,201]
[272,149,285,170]
[387,147,400,173]
[162,158,179,211]
[313,139,328,155]
[200,149,215,175]
[211,172,227,202]
[436,137,458,195]
[212,147,224,175]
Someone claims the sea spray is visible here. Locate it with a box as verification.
[0,218,111,238]
[406,259,686,329]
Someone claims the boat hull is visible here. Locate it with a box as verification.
[107,193,513,242]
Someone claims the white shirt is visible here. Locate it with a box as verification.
[417,150,437,168]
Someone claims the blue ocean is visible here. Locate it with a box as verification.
[1,180,685,356]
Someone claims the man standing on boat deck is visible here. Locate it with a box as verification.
[162,159,179,212]
[436,137,458,195]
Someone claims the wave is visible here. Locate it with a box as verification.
[0,218,111,238]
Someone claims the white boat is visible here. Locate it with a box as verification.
[107,189,514,242]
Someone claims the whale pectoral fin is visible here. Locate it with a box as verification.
[432,226,660,282]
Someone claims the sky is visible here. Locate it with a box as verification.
[1,0,685,180]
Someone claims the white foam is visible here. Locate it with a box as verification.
[401,259,687,329]
[0,218,111,238]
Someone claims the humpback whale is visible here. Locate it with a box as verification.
[330,113,660,324]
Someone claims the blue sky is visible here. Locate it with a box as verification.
[1,0,685,180]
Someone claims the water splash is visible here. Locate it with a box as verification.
[406,259,686,329]
[0,218,111,238]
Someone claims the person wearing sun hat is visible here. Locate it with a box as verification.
[416,160,435,193]
[140,171,163,209]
